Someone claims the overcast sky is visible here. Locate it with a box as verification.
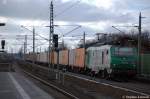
[0,0,150,52]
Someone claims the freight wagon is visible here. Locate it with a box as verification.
[68,48,85,72]
[25,53,37,62]
[86,45,137,77]
[53,51,58,65]
[24,45,137,78]
[69,49,75,68]
[50,51,54,64]
[59,50,69,68]
[36,52,48,64]
[49,51,58,67]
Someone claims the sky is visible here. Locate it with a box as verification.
[0,0,150,53]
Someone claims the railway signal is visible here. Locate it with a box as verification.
[0,23,5,26]
[53,34,58,48]
[1,40,5,49]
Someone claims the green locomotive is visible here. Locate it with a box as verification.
[86,45,137,77]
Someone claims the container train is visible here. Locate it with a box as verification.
[25,45,137,78]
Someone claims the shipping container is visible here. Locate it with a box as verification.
[59,50,69,65]
[69,49,75,66]
[39,52,48,63]
[50,51,58,64]
[26,53,37,62]
[74,48,85,68]
[54,51,58,64]
[36,53,40,62]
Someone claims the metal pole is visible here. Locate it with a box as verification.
[33,27,35,53]
[96,33,100,40]
[49,1,54,68]
[36,48,38,53]
[33,27,35,64]
[138,12,142,75]
[62,39,64,49]
[83,32,86,71]
[24,42,25,55]
[40,47,41,53]
[48,1,54,79]
[25,35,27,53]
[83,32,85,48]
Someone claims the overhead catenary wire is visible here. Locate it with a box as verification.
[54,0,82,18]
[21,26,49,41]
[140,6,150,11]
[41,0,83,42]
[42,0,82,25]
[60,25,81,38]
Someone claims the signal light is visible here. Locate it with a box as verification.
[0,23,5,26]
[53,34,58,48]
[1,40,5,49]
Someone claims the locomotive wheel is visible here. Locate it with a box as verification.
[102,69,109,78]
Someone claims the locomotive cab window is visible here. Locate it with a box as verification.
[114,47,134,56]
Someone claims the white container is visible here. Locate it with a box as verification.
[69,49,75,66]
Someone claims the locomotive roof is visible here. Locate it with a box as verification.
[87,45,136,51]
[86,45,112,50]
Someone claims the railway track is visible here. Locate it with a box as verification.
[18,61,150,98]
[66,73,149,96]
[22,69,79,99]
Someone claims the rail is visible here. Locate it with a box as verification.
[22,70,79,99]
[19,61,150,97]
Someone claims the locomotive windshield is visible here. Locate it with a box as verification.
[114,47,134,56]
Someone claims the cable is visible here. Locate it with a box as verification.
[59,25,81,39]
[35,33,49,41]
[21,26,49,41]
[54,0,81,18]
[143,21,150,24]
[140,6,150,10]
[30,41,49,48]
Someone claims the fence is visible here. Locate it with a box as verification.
[141,54,150,77]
